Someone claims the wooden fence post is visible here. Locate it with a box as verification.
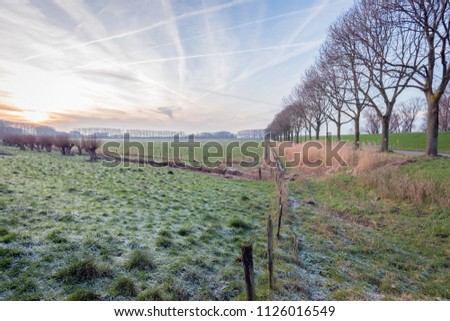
[277,203,283,240]
[242,241,255,301]
[267,215,274,289]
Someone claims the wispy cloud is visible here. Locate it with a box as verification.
[23,0,243,61]
[67,42,320,71]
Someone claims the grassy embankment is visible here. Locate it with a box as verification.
[338,132,450,153]
[288,150,449,299]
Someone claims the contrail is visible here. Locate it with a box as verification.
[282,0,329,54]
[196,40,323,101]
[23,0,243,61]
[67,42,319,72]
[73,5,327,71]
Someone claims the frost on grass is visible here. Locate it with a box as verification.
[0,148,275,300]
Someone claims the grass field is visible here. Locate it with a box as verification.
[0,147,282,300]
[1,144,449,301]
[99,138,265,167]
[338,132,450,153]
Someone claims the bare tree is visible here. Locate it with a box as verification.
[386,0,450,155]
[326,11,372,148]
[54,134,74,156]
[398,97,424,132]
[346,0,414,151]
[364,110,381,134]
[82,136,100,161]
[24,135,37,151]
[37,136,54,152]
[316,56,353,140]
[285,104,304,143]
[390,113,402,133]
[296,66,329,140]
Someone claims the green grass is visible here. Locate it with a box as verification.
[0,146,279,300]
[338,132,450,153]
[288,157,450,300]
[398,157,450,185]
[100,138,265,166]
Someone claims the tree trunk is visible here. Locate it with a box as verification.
[380,115,390,152]
[354,113,360,148]
[88,149,97,161]
[336,112,341,141]
[315,122,320,140]
[426,95,439,156]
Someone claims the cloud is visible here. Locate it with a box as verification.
[200,89,277,106]
[79,69,142,82]
[0,103,21,112]
[157,106,181,119]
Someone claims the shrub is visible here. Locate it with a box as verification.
[82,135,100,161]
[54,134,74,155]
[37,135,54,152]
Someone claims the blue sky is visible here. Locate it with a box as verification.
[0,0,354,132]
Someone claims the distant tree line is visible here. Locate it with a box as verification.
[236,129,266,139]
[267,0,449,155]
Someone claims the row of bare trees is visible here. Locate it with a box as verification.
[2,133,100,161]
[268,0,449,155]
[72,128,185,138]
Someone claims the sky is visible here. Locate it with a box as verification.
[0,0,354,133]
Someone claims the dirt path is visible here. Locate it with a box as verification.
[393,149,450,157]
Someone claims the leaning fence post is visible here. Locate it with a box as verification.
[277,203,283,240]
[267,215,274,289]
[242,241,255,301]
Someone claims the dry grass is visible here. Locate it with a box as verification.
[278,140,358,175]
[353,143,393,173]
[357,166,450,207]
[280,141,449,207]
